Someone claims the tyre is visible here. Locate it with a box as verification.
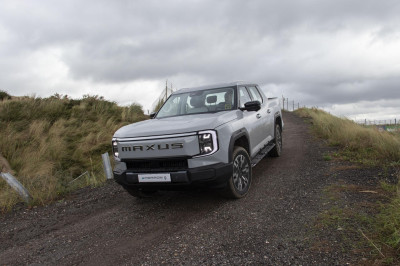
[270,123,282,157]
[123,186,157,198]
[223,146,252,199]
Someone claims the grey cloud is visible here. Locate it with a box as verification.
[1,0,400,116]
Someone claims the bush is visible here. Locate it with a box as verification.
[0,90,11,101]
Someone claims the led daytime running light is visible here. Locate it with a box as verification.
[197,130,218,157]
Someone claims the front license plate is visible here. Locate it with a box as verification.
[138,173,171,183]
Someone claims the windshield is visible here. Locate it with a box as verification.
[156,87,236,118]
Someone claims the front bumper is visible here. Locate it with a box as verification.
[114,162,232,190]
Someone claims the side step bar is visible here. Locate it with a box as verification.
[251,142,276,167]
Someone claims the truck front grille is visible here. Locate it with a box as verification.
[124,159,188,172]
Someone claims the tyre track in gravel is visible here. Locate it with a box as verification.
[0,112,355,265]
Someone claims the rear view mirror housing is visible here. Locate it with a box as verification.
[240,101,261,112]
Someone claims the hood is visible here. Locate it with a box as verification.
[113,111,238,138]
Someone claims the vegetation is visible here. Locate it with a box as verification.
[0,94,147,212]
[295,108,400,166]
[0,90,11,101]
[295,108,400,263]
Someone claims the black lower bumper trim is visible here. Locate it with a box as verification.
[114,162,232,190]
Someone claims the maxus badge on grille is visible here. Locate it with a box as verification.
[121,143,184,152]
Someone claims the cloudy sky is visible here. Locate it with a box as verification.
[1,0,399,121]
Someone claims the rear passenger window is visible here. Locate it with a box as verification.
[238,87,252,108]
[248,86,263,103]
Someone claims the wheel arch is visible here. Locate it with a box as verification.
[228,129,250,163]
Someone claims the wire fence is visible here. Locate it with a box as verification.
[281,96,399,132]
[372,125,400,133]
[355,121,400,133]
[281,97,303,112]
[354,119,398,126]
[151,80,174,113]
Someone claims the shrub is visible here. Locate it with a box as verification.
[0,90,11,101]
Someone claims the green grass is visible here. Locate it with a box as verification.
[295,108,400,166]
[0,93,147,212]
[296,108,400,263]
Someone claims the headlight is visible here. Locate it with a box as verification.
[197,130,218,156]
[112,139,120,161]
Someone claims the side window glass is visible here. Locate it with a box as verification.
[248,86,263,103]
[238,87,252,108]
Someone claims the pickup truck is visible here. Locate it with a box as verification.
[112,82,283,198]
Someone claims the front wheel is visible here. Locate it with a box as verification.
[223,146,252,199]
[270,124,282,157]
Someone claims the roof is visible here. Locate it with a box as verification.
[172,81,257,94]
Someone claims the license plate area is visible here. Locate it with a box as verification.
[138,173,171,183]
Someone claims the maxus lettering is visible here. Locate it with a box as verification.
[120,143,184,152]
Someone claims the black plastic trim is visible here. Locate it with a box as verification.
[114,162,233,190]
[228,128,250,163]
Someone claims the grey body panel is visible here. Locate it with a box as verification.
[113,111,238,138]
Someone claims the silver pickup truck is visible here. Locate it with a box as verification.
[112,82,283,198]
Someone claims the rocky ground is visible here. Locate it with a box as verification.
[0,112,396,265]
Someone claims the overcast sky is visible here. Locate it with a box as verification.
[1,0,399,121]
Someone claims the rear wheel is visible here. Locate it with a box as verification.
[270,123,282,157]
[223,146,252,199]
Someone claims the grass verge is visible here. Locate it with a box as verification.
[0,93,147,212]
[295,108,400,264]
[295,108,400,166]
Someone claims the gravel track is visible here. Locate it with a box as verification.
[0,112,380,265]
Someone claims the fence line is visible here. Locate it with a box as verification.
[354,119,398,126]
[281,97,302,112]
[150,80,174,113]
[280,96,399,132]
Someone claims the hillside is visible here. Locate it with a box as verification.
[0,92,147,211]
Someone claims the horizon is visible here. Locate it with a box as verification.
[2,89,399,125]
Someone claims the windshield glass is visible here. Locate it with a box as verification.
[156,87,236,118]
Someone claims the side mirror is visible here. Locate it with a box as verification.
[240,101,261,112]
[149,112,157,119]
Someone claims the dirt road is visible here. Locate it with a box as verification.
[0,112,376,265]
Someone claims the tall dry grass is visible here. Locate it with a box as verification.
[295,108,400,260]
[295,108,400,166]
[0,94,147,212]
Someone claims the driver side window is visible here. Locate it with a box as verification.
[238,87,252,108]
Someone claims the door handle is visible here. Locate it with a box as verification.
[267,109,271,114]
[256,114,261,119]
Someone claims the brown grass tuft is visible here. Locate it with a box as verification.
[0,94,147,211]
